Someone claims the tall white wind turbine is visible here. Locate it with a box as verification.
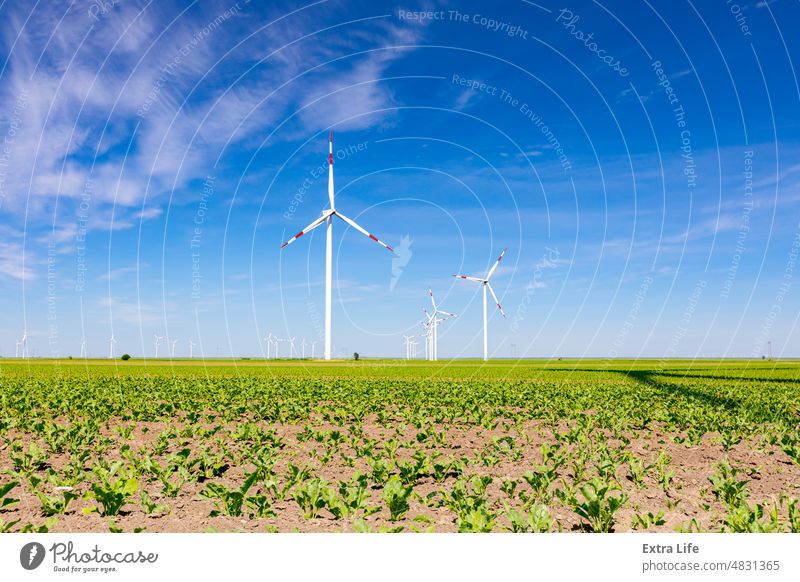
[281,133,395,360]
[80,340,87,359]
[453,247,507,361]
[170,339,178,358]
[189,340,197,359]
[108,335,117,359]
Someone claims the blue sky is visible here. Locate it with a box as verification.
[1,0,799,359]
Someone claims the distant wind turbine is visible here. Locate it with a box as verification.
[108,335,117,359]
[280,133,395,360]
[16,330,28,359]
[424,290,456,361]
[453,247,507,361]
[189,340,197,359]
[153,335,165,358]
[402,334,415,360]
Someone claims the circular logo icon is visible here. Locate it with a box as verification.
[20,542,46,570]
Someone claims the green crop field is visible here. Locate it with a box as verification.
[0,358,798,533]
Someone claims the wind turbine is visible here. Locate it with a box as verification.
[281,133,394,360]
[170,339,178,358]
[453,247,507,361]
[80,340,87,359]
[425,290,456,361]
[420,319,431,360]
[402,334,415,360]
[16,330,28,358]
[153,335,165,358]
[301,338,308,358]
[288,337,296,359]
[108,335,117,359]
[189,340,197,359]
[310,340,318,359]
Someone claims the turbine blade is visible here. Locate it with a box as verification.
[428,289,438,310]
[280,213,328,249]
[439,310,457,318]
[328,132,335,210]
[335,212,394,252]
[486,247,507,279]
[487,283,506,318]
[452,274,485,283]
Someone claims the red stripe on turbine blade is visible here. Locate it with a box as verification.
[387,245,394,252]
[329,153,333,165]
[280,242,288,249]
[369,234,378,242]
[329,131,332,142]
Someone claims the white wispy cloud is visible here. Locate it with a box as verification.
[0,2,423,280]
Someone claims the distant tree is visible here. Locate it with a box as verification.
[121,354,131,361]
[353,352,360,361]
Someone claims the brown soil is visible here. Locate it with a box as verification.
[1,416,797,533]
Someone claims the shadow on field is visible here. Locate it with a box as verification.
[648,371,800,386]
[621,369,745,413]
[548,367,751,413]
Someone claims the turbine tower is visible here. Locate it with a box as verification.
[170,339,178,358]
[16,330,28,358]
[108,335,117,359]
[189,340,197,359]
[424,290,456,361]
[153,335,165,358]
[402,334,415,360]
[80,340,87,359]
[453,247,507,361]
[281,133,394,360]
